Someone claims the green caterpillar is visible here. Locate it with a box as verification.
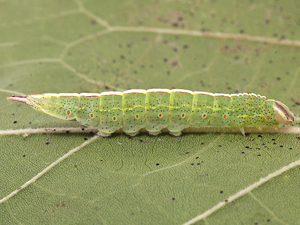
[7,89,294,137]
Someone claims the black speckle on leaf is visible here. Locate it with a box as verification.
[22,155,26,157]
[171,61,178,67]
[220,190,223,194]
[46,142,50,145]
[172,22,178,27]
[13,121,17,124]
[156,163,159,166]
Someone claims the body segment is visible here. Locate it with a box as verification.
[7,89,294,136]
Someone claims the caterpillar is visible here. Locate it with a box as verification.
[7,89,294,137]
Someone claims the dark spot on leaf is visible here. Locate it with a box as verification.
[23,155,26,157]
[156,163,159,166]
[171,61,178,67]
[220,190,223,194]
[172,197,175,200]
[46,142,50,145]
[13,121,17,124]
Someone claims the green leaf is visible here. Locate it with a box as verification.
[1,0,300,224]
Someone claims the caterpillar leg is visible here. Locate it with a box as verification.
[258,127,263,133]
[240,127,246,137]
[148,131,162,136]
[169,131,182,137]
[97,131,111,137]
[125,131,139,136]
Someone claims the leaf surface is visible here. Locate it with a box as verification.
[1,1,300,224]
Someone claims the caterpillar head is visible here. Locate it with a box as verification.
[273,101,294,125]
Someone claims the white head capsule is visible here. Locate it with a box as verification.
[273,101,294,125]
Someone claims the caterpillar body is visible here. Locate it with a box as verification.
[7,89,294,137]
